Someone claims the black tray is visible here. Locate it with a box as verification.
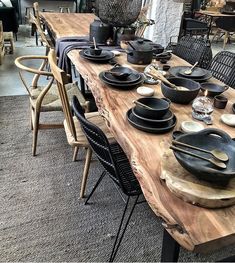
[99,72,144,90]
[84,49,107,58]
[169,66,212,82]
[132,108,174,123]
[172,128,235,185]
[178,66,208,78]
[127,109,177,134]
[80,50,115,63]
[103,72,141,84]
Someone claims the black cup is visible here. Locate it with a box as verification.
[160,59,167,64]
[214,95,228,109]
[162,65,171,71]
[89,46,102,56]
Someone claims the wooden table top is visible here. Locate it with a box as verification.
[40,13,95,38]
[196,9,235,17]
[42,13,235,255]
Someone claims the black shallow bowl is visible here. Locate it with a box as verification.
[161,77,200,104]
[134,97,170,119]
[173,128,235,185]
[201,83,229,97]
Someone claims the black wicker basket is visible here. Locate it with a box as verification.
[95,0,142,27]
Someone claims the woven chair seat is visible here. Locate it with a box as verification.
[30,82,86,112]
[64,114,115,146]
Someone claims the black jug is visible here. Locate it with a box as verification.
[89,18,113,44]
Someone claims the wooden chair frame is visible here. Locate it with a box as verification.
[0,21,4,65]
[15,55,64,156]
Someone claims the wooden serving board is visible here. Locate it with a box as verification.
[160,145,235,209]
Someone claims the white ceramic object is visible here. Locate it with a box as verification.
[136,86,155,97]
[111,50,121,56]
[221,114,235,127]
[181,121,204,133]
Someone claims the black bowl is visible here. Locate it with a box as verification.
[201,83,229,97]
[89,46,102,56]
[172,128,235,185]
[232,103,235,114]
[161,77,200,104]
[134,97,170,119]
[163,65,171,71]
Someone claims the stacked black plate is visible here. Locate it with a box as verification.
[80,49,115,63]
[127,97,177,134]
[169,66,212,82]
[99,66,144,90]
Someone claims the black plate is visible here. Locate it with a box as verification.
[103,72,141,84]
[99,72,144,90]
[154,53,172,61]
[169,66,212,82]
[84,49,107,58]
[132,108,174,123]
[80,50,115,63]
[178,66,208,78]
[127,109,177,134]
[172,128,235,185]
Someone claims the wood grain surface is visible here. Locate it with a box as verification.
[196,10,235,17]
[42,13,235,254]
[160,148,235,208]
[40,13,95,38]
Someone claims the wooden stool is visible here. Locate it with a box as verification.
[59,6,71,13]
[3,32,14,54]
[25,6,34,24]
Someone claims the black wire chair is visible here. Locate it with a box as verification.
[173,35,212,69]
[72,96,143,262]
[208,51,235,89]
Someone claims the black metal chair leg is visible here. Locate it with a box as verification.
[109,195,139,262]
[161,228,180,262]
[85,171,106,205]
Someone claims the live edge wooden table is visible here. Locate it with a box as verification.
[41,13,235,262]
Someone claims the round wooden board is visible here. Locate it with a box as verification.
[160,145,235,208]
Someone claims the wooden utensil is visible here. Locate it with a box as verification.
[133,100,155,110]
[93,37,97,50]
[184,61,198,75]
[172,140,229,162]
[146,66,189,91]
[170,145,226,169]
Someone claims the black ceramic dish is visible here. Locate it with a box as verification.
[127,109,177,134]
[154,53,172,61]
[84,50,106,58]
[103,72,141,84]
[172,128,235,185]
[132,108,174,123]
[214,95,228,109]
[88,46,103,56]
[161,77,200,104]
[233,103,235,114]
[163,65,171,71]
[134,97,170,119]
[99,72,144,90]
[200,83,229,97]
[169,66,212,82]
[80,50,115,63]
[178,67,207,79]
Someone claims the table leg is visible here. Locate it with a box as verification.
[207,16,213,40]
[79,73,86,97]
[161,229,180,262]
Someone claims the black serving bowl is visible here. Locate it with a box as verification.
[172,128,235,185]
[161,77,200,104]
[201,83,229,97]
[134,97,170,119]
[89,46,102,56]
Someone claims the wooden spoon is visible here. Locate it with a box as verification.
[146,66,189,91]
[93,37,98,50]
[184,62,198,75]
[170,145,226,169]
[133,100,155,110]
[172,140,229,162]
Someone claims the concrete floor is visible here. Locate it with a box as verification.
[0,25,234,97]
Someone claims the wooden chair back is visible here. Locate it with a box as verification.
[48,48,77,140]
[33,2,41,25]
[30,12,52,48]
[0,21,3,44]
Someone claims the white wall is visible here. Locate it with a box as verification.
[145,0,184,47]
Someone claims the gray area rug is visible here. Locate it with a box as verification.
[0,96,235,262]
